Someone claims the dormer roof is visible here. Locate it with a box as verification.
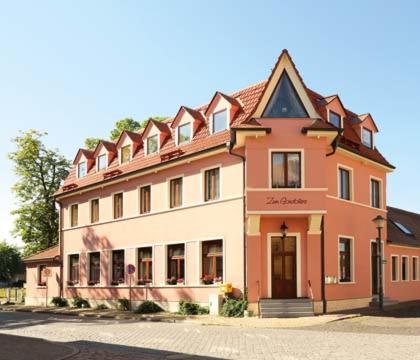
[204,91,242,117]
[73,149,94,165]
[93,140,117,158]
[171,106,205,129]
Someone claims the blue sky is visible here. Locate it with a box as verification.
[1,1,419,246]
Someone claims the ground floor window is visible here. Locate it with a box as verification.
[88,252,100,285]
[391,256,399,281]
[402,256,409,281]
[111,250,125,285]
[201,240,223,284]
[38,264,47,286]
[167,244,184,284]
[339,237,352,282]
[138,247,153,285]
[68,254,79,285]
[413,257,419,281]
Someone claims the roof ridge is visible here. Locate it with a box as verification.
[388,206,420,217]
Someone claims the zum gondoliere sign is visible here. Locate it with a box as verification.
[265,196,308,205]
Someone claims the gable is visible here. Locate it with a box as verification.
[262,71,308,118]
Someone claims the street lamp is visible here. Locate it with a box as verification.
[280,221,288,239]
[372,215,385,310]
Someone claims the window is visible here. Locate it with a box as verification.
[88,252,100,285]
[402,256,409,281]
[167,244,185,283]
[202,240,223,283]
[97,154,107,171]
[391,256,398,281]
[147,135,158,155]
[69,254,79,284]
[338,167,351,200]
[140,185,151,214]
[212,110,227,133]
[70,204,78,227]
[169,177,183,208]
[113,193,123,219]
[78,161,87,178]
[38,265,47,286]
[271,152,301,188]
[391,221,413,235]
[204,168,220,201]
[371,179,381,208]
[413,257,419,281]
[339,237,352,282]
[111,250,125,285]
[177,123,191,144]
[120,145,131,164]
[138,247,153,285]
[90,198,99,224]
[329,111,342,128]
[362,128,373,148]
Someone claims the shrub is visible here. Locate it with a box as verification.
[136,300,164,314]
[178,300,209,315]
[95,303,108,310]
[220,297,248,317]
[72,296,90,308]
[51,296,68,307]
[117,298,130,311]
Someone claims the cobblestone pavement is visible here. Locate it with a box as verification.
[0,311,419,360]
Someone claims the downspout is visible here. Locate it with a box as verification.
[326,130,342,157]
[320,217,326,314]
[56,199,64,298]
[227,130,247,298]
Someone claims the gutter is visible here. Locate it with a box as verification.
[56,199,64,298]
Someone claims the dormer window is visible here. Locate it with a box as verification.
[329,111,342,128]
[97,154,107,171]
[120,145,131,164]
[177,123,191,145]
[147,135,158,155]
[212,109,227,133]
[77,161,87,178]
[362,127,373,148]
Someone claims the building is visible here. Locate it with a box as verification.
[25,50,420,315]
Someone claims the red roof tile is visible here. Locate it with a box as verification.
[23,245,60,263]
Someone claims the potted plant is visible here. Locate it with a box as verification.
[111,278,124,286]
[88,280,98,286]
[137,278,152,286]
[214,276,223,284]
[67,280,78,286]
[177,278,185,285]
[201,275,214,285]
[166,277,177,285]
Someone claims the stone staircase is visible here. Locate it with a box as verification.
[259,298,314,318]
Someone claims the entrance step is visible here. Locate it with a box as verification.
[259,298,314,318]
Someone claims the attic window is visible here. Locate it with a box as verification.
[97,154,107,171]
[78,162,87,178]
[212,110,227,133]
[362,128,373,148]
[329,111,342,128]
[177,123,191,145]
[147,135,158,155]
[120,145,131,164]
[392,220,413,236]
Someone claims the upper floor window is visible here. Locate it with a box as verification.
[202,240,223,283]
[78,161,87,178]
[88,252,100,285]
[167,244,185,283]
[147,135,158,155]
[329,111,342,128]
[111,249,125,285]
[138,247,153,285]
[204,168,220,201]
[177,123,191,145]
[97,154,107,171]
[139,185,151,214]
[271,152,301,188]
[68,254,80,284]
[120,145,131,164]
[362,128,373,148]
[169,177,183,208]
[391,256,398,281]
[212,110,227,133]
[113,192,123,219]
[70,204,78,227]
[371,179,381,208]
[339,237,352,283]
[90,198,99,223]
[338,167,351,200]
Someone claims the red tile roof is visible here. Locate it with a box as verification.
[57,51,394,196]
[23,245,60,263]
[387,207,420,248]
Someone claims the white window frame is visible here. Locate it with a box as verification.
[369,176,383,209]
[165,242,187,285]
[167,175,184,209]
[327,109,343,128]
[176,122,193,146]
[199,239,225,283]
[111,192,124,220]
[391,255,399,282]
[135,245,154,286]
[201,165,222,202]
[268,149,305,189]
[89,197,100,224]
[69,202,79,228]
[401,255,409,282]
[77,161,87,178]
[67,252,81,286]
[211,109,229,134]
[362,127,374,148]
[109,248,126,286]
[145,134,159,155]
[337,164,354,201]
[96,153,107,172]
[138,183,152,214]
[337,235,355,284]
[119,144,132,165]
[412,256,419,281]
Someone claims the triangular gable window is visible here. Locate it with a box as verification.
[262,71,308,118]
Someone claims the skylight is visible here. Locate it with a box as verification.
[392,220,413,235]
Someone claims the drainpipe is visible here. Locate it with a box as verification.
[227,130,247,298]
[56,199,64,298]
[326,130,342,157]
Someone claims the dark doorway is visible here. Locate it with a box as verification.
[271,236,297,298]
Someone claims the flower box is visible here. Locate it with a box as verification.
[88,280,99,286]
[137,279,152,286]
[38,282,47,287]
[67,280,78,286]
[111,278,125,286]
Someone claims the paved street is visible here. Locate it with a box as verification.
[0,311,419,360]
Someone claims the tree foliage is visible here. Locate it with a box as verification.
[0,241,22,283]
[84,137,101,150]
[109,118,141,141]
[9,130,71,256]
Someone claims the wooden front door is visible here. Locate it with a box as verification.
[371,242,378,295]
[271,236,297,299]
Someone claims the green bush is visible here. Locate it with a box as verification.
[95,303,108,310]
[72,296,90,308]
[51,297,68,307]
[136,300,164,314]
[178,300,209,315]
[117,298,130,311]
[220,297,248,317]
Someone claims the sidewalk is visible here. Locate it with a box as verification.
[0,304,359,328]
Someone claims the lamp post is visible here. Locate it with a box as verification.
[372,215,385,310]
[280,221,288,239]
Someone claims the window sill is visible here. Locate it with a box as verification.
[338,281,356,285]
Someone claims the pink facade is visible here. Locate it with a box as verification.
[25,50,420,314]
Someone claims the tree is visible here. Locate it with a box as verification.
[84,137,101,150]
[110,118,141,141]
[0,241,21,283]
[9,130,71,256]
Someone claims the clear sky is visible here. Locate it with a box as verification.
[1,1,419,246]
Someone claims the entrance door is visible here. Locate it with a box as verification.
[371,242,378,295]
[271,236,297,298]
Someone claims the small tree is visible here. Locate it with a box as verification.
[84,137,101,150]
[0,241,22,283]
[110,118,141,141]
